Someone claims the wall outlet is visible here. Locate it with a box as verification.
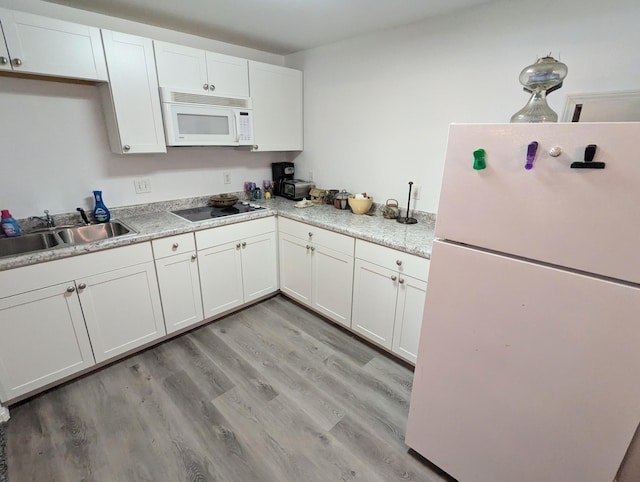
[223,171,232,185]
[134,178,151,194]
[412,184,422,200]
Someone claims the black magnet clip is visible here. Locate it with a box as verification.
[570,144,605,169]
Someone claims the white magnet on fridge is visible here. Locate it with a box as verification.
[549,146,562,157]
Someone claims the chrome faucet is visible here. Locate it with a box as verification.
[30,209,55,228]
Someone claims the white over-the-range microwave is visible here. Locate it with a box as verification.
[160,88,254,147]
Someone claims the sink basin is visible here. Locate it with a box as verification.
[0,232,60,257]
[57,221,133,244]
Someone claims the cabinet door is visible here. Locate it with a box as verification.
[79,262,165,363]
[0,8,107,80]
[154,40,208,92]
[100,30,166,154]
[155,251,203,335]
[0,21,11,72]
[312,243,354,327]
[198,241,244,318]
[278,232,312,305]
[205,51,249,97]
[249,61,303,151]
[0,282,95,401]
[241,232,278,303]
[351,259,398,349]
[392,274,427,364]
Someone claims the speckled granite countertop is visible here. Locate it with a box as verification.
[0,197,435,271]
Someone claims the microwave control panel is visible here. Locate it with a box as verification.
[238,111,254,144]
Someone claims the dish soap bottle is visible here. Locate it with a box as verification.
[1,210,22,237]
[92,190,111,223]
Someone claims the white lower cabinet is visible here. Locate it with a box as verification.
[279,217,354,327]
[196,217,278,319]
[0,242,165,401]
[352,240,430,363]
[152,233,203,334]
[79,262,165,363]
[0,282,95,401]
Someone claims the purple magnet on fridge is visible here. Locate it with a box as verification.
[525,141,538,170]
[473,148,486,170]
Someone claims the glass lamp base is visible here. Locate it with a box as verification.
[511,91,558,123]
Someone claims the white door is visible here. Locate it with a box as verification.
[351,259,398,348]
[407,240,640,482]
[312,243,354,327]
[155,251,203,334]
[437,122,640,284]
[241,232,278,303]
[0,21,11,72]
[154,40,208,92]
[78,262,165,363]
[0,282,94,401]
[278,232,312,305]
[198,241,244,318]
[0,8,107,80]
[100,30,166,154]
[391,274,427,363]
[205,51,249,97]
[249,61,303,151]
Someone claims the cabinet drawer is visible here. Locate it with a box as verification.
[355,239,429,281]
[196,217,275,250]
[152,233,195,259]
[278,217,354,255]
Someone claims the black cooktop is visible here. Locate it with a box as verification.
[171,202,266,222]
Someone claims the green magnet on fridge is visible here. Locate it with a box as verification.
[473,148,486,170]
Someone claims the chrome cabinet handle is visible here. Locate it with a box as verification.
[12,58,22,66]
[203,83,209,90]
[396,259,402,266]
[236,242,241,248]
[253,145,259,150]
[310,246,315,252]
[399,278,405,284]
[209,84,215,91]
[391,275,397,281]
[78,283,87,290]
[241,241,247,248]
[123,145,131,152]
[306,245,311,250]
[66,286,76,293]
[172,242,179,249]
[308,232,313,237]
[191,254,197,260]
[0,57,7,65]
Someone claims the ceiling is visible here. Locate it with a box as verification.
[43,0,494,55]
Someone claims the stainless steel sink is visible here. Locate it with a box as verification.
[0,232,61,257]
[0,220,136,258]
[56,221,133,245]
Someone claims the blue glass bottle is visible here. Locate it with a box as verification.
[92,190,110,223]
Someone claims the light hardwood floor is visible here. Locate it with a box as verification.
[7,295,453,482]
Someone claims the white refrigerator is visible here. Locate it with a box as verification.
[406,122,640,482]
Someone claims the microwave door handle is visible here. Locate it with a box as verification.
[233,111,240,143]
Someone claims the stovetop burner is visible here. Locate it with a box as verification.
[171,202,266,222]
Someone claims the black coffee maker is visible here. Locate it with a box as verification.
[271,162,295,197]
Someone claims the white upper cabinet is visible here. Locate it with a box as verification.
[249,61,303,151]
[99,30,167,154]
[0,8,107,81]
[154,40,249,97]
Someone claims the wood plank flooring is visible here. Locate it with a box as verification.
[7,295,453,482]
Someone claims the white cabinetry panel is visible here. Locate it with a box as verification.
[79,261,165,363]
[0,7,107,80]
[100,30,166,154]
[0,282,94,401]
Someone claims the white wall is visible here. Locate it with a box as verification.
[285,0,640,213]
[0,0,285,218]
